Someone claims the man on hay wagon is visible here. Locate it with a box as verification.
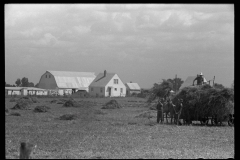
[192,72,207,86]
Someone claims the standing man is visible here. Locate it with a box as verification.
[193,72,205,86]
[156,98,164,123]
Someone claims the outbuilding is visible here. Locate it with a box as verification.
[38,70,96,95]
[89,70,126,97]
[125,82,141,96]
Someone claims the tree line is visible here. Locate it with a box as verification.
[5,77,38,87]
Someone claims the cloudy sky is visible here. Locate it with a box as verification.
[5,4,234,88]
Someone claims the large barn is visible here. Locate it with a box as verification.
[38,70,96,95]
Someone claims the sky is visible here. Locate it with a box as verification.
[5,4,234,89]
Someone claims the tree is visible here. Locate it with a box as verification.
[15,78,21,87]
[21,77,29,87]
[28,82,34,87]
[214,83,225,89]
[147,80,173,103]
[166,77,184,92]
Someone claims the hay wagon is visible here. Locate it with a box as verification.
[176,82,234,126]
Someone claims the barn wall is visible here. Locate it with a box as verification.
[38,72,58,89]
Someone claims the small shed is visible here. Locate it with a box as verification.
[125,82,141,96]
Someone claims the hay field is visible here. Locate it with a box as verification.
[5,96,234,159]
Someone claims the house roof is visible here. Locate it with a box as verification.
[89,73,116,87]
[179,76,207,90]
[46,70,96,89]
[126,82,141,90]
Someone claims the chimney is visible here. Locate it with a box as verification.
[104,70,106,77]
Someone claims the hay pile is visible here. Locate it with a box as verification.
[9,112,21,116]
[57,99,67,104]
[33,105,50,113]
[31,97,39,103]
[62,98,80,107]
[11,97,33,110]
[101,99,121,109]
[59,114,78,120]
[50,99,58,103]
[9,98,18,102]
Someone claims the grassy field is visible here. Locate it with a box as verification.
[5,96,234,159]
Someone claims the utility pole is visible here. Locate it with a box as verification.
[175,74,177,92]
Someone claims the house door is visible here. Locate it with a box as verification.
[108,87,111,97]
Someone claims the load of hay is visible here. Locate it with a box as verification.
[101,99,122,109]
[11,97,33,110]
[33,105,50,113]
[9,97,18,102]
[59,114,78,120]
[172,84,234,124]
[62,98,80,107]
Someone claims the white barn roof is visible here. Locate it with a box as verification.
[126,82,141,90]
[47,70,96,89]
[179,76,207,90]
[5,87,46,91]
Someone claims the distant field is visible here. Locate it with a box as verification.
[5,96,234,159]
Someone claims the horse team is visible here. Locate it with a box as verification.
[156,98,234,126]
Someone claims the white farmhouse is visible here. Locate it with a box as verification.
[38,70,96,95]
[89,70,126,97]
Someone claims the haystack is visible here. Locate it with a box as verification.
[101,99,121,109]
[11,98,33,110]
[33,105,50,113]
[62,98,80,107]
[9,112,21,116]
[9,98,18,102]
[31,97,39,103]
[57,99,67,104]
[50,99,58,103]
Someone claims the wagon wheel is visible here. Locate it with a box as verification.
[228,118,234,126]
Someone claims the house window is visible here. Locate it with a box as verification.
[91,88,93,91]
[49,75,51,78]
[120,88,123,93]
[100,88,103,93]
[114,79,118,84]
[115,88,117,91]
[46,75,47,78]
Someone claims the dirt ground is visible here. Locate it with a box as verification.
[5,96,234,159]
